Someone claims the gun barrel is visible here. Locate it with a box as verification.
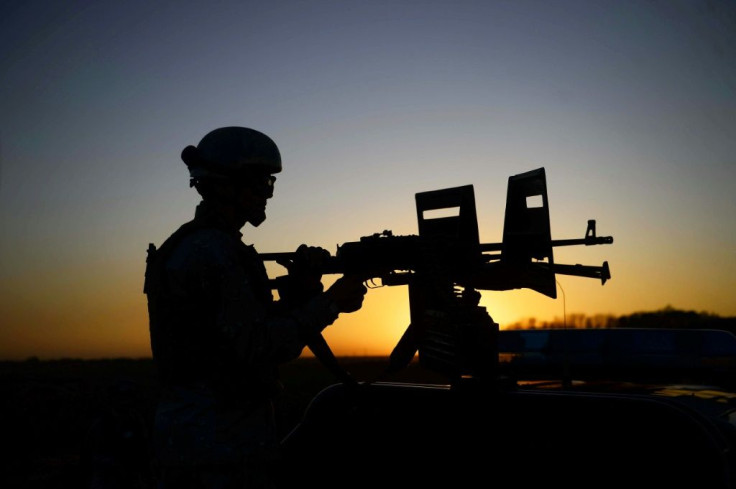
[540,261,611,285]
[551,236,614,247]
[478,235,613,253]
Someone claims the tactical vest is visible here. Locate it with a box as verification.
[144,218,276,403]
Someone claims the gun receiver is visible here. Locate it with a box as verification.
[261,168,614,381]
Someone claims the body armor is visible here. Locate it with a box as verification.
[144,202,337,467]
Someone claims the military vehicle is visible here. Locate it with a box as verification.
[278,327,736,489]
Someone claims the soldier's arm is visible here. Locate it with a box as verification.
[202,235,341,364]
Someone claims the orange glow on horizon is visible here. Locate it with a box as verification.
[0,264,629,360]
[0,249,730,361]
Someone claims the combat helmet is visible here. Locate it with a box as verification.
[181,127,282,184]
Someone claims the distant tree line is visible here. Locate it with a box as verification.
[504,306,736,333]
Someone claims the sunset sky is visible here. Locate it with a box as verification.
[1,0,734,360]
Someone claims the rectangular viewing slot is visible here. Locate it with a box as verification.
[526,194,544,208]
[423,206,460,219]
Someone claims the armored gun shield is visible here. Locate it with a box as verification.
[501,168,557,298]
[405,185,499,381]
[406,170,559,380]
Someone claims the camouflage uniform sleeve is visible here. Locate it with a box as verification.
[167,229,338,366]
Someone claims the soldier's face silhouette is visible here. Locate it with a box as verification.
[234,171,276,227]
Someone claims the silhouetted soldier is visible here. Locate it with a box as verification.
[144,127,366,488]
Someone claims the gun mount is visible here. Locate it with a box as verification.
[261,168,613,383]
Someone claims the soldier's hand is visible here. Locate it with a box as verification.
[325,275,367,313]
[277,244,330,294]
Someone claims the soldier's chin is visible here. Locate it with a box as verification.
[248,210,267,227]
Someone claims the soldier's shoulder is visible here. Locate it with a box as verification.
[165,227,239,269]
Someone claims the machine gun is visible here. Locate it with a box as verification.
[261,168,613,384]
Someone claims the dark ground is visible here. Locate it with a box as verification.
[0,356,442,489]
